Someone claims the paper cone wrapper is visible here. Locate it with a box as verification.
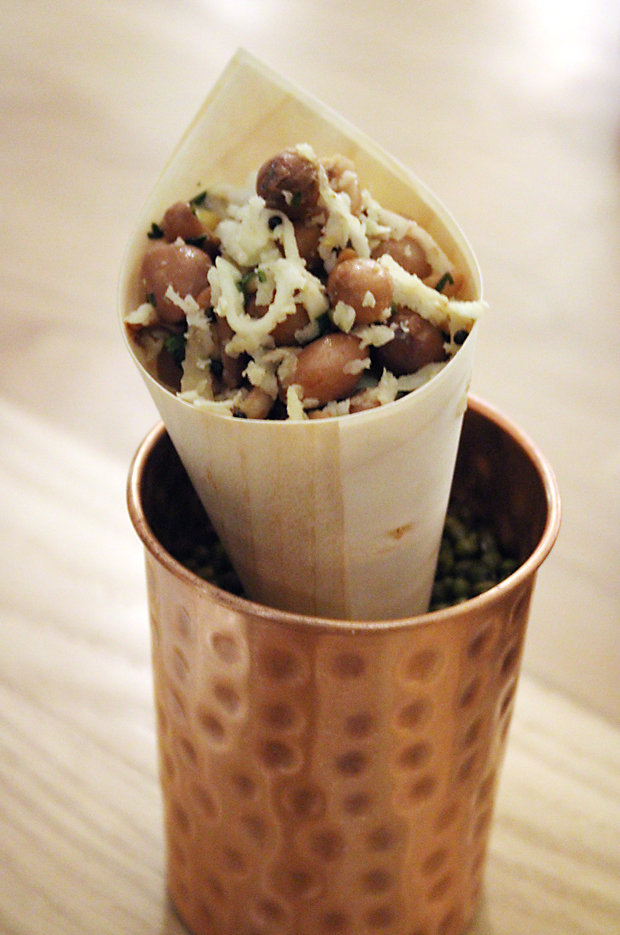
[119,49,482,620]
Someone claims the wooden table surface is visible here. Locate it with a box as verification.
[1,1,619,933]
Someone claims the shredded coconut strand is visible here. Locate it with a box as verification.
[332,301,356,333]
[286,384,308,420]
[343,356,370,375]
[356,324,395,348]
[164,286,202,317]
[378,255,486,334]
[294,144,371,271]
[124,302,159,327]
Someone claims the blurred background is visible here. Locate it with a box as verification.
[2,0,618,719]
[1,2,619,933]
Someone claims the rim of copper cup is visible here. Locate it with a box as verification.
[127,394,561,633]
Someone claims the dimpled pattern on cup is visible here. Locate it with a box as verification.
[129,399,560,935]
[146,561,534,935]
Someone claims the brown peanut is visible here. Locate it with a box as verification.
[246,295,310,347]
[375,308,446,375]
[372,236,432,279]
[284,333,369,407]
[141,242,212,324]
[215,316,247,389]
[236,387,274,420]
[323,155,363,214]
[256,149,320,221]
[161,201,206,243]
[327,257,393,326]
[294,221,323,272]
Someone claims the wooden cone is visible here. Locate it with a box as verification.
[119,49,482,619]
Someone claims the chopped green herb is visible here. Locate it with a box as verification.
[291,191,302,209]
[237,269,257,295]
[185,235,207,248]
[189,190,208,210]
[164,332,186,367]
[146,292,156,307]
[435,271,455,293]
[147,222,164,240]
[257,269,267,283]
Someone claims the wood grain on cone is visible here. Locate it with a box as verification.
[119,49,483,619]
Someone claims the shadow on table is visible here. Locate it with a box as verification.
[160,899,190,935]
[468,896,501,934]
[159,895,501,934]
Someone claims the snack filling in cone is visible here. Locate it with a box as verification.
[119,49,486,619]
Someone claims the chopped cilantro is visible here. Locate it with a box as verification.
[147,222,164,240]
[164,332,186,367]
[236,269,256,295]
[189,190,208,210]
[185,235,207,248]
[435,271,455,294]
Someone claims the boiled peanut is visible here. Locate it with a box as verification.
[375,308,446,375]
[284,333,368,406]
[323,155,363,214]
[294,221,323,272]
[327,257,393,326]
[215,316,247,389]
[142,242,212,324]
[161,201,206,243]
[235,386,274,419]
[372,236,431,279]
[245,295,310,347]
[256,149,320,221]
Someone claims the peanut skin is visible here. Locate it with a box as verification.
[141,242,212,324]
[246,295,310,347]
[161,201,206,243]
[284,333,369,407]
[375,308,446,375]
[256,149,320,222]
[371,236,432,279]
[327,257,393,326]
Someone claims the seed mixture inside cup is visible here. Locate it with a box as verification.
[147,433,520,611]
[125,144,484,420]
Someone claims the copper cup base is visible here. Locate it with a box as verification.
[127,396,560,935]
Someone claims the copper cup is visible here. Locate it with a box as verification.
[127,396,560,935]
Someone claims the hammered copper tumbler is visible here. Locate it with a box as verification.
[127,396,560,935]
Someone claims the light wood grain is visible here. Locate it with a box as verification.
[1,404,619,934]
[1,0,619,931]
